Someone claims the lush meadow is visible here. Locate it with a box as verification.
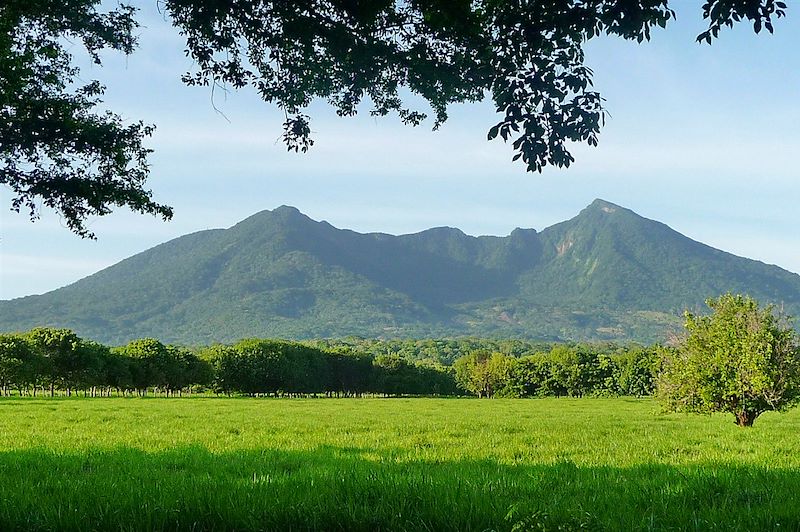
[1,397,799,530]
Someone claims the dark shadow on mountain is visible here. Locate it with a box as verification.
[259,219,543,306]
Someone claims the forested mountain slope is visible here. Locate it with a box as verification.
[3,200,799,345]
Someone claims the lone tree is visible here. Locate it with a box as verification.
[1,0,788,235]
[657,293,800,427]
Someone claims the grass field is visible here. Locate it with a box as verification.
[1,397,799,530]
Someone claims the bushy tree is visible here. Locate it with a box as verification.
[325,347,374,397]
[200,344,240,395]
[119,339,209,395]
[657,294,800,427]
[615,347,659,397]
[27,327,96,396]
[103,350,134,394]
[453,350,514,398]
[414,360,460,396]
[510,354,553,397]
[120,338,172,395]
[547,346,613,397]
[373,354,421,396]
[0,334,39,395]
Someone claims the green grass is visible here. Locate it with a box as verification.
[0,397,799,530]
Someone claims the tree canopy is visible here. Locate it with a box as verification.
[0,326,664,398]
[0,0,173,237]
[0,0,788,235]
[657,293,800,427]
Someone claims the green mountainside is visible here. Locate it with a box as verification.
[3,199,799,345]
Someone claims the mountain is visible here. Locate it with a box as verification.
[3,199,800,345]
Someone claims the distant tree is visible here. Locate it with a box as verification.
[0,334,37,395]
[548,346,615,397]
[79,340,110,395]
[200,344,241,395]
[2,0,787,234]
[657,294,800,427]
[373,354,420,396]
[120,338,173,395]
[104,350,134,395]
[160,346,203,395]
[453,350,514,398]
[27,328,95,396]
[325,347,374,397]
[414,360,459,396]
[509,354,552,397]
[615,347,659,397]
[278,344,329,395]
[224,339,291,395]
[182,350,214,393]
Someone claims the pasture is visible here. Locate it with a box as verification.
[0,397,798,530]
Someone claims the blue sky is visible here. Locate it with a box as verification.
[2,2,800,299]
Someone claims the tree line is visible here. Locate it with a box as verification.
[0,327,662,398]
[0,328,459,397]
[453,346,660,398]
[1,295,797,426]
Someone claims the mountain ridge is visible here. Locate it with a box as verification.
[3,199,799,345]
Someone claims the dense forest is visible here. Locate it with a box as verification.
[0,328,662,398]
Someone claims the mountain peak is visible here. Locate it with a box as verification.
[273,205,301,215]
[237,205,309,226]
[587,198,624,214]
[269,205,309,222]
[3,201,800,345]
[417,226,467,237]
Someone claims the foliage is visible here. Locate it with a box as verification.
[117,338,213,395]
[614,346,660,397]
[1,2,788,231]
[0,333,37,393]
[453,350,515,398]
[27,327,101,393]
[657,293,800,426]
[0,0,172,237]
[206,339,331,395]
[165,0,784,173]
[8,322,800,410]
[0,327,670,399]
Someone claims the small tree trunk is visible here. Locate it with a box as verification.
[735,410,758,427]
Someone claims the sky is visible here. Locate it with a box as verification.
[2,2,800,299]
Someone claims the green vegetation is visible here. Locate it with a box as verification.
[1,0,173,237]
[0,328,661,399]
[3,200,800,345]
[3,295,799,527]
[6,1,781,234]
[659,294,800,427]
[0,397,799,530]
